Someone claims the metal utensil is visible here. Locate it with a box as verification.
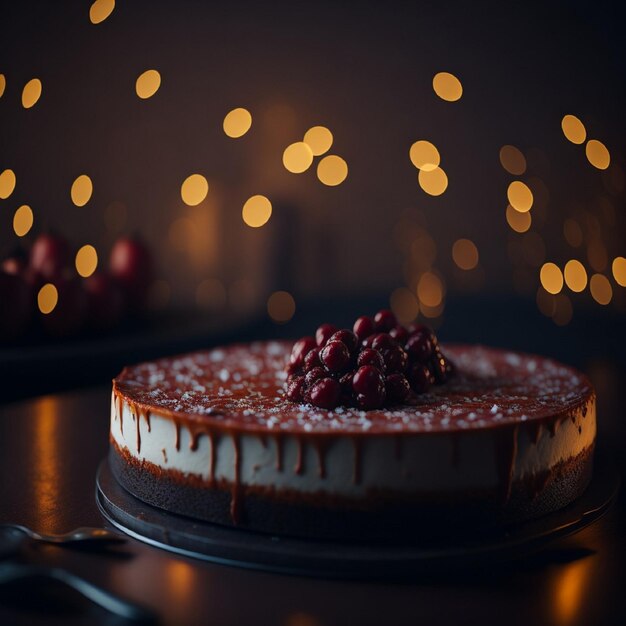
[0,562,156,623]
[0,524,126,546]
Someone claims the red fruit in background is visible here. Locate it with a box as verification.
[30,233,72,280]
[40,277,87,337]
[290,336,317,368]
[109,236,153,311]
[2,248,28,276]
[0,272,32,341]
[83,272,125,331]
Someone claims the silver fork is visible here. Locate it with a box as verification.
[0,524,126,546]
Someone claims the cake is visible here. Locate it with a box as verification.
[109,316,595,540]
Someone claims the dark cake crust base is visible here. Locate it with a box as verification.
[109,443,594,541]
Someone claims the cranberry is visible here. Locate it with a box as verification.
[329,329,358,353]
[374,309,397,331]
[405,330,433,363]
[315,323,337,347]
[389,325,409,344]
[286,376,306,402]
[29,233,71,280]
[109,236,153,311]
[371,332,396,352]
[305,366,326,387]
[353,315,375,341]
[357,348,385,370]
[408,322,428,335]
[290,336,316,368]
[320,340,350,373]
[303,347,321,371]
[353,365,385,396]
[409,363,432,394]
[362,334,376,349]
[309,378,341,409]
[385,373,411,403]
[431,350,449,383]
[356,387,386,410]
[382,344,408,372]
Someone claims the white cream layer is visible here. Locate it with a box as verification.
[110,394,595,497]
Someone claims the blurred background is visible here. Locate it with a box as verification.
[0,0,624,442]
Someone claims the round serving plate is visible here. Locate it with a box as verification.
[96,456,619,580]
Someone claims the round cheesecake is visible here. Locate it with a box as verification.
[109,341,595,539]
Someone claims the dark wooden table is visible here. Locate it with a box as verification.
[1,385,624,626]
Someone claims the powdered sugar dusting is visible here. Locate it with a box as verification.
[114,341,592,434]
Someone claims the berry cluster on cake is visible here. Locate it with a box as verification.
[109,310,595,539]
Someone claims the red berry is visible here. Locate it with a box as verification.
[109,236,152,311]
[30,233,71,280]
[431,349,449,383]
[83,272,125,331]
[382,344,408,372]
[305,366,326,388]
[329,329,358,353]
[303,347,321,371]
[356,388,386,410]
[385,373,411,403]
[290,336,316,368]
[371,332,396,352]
[374,309,397,332]
[353,365,385,396]
[315,323,337,347]
[409,363,432,394]
[357,348,385,370]
[309,378,341,409]
[320,340,350,373]
[353,316,375,341]
[408,323,428,335]
[287,376,306,402]
[389,325,409,344]
[405,331,433,363]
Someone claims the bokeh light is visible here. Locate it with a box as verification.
[196,278,227,310]
[417,271,444,307]
[71,174,93,207]
[452,238,479,270]
[561,115,586,144]
[589,273,612,305]
[563,219,583,247]
[506,204,532,233]
[390,287,419,323]
[317,155,348,186]
[536,287,556,317]
[75,245,98,278]
[38,284,58,314]
[242,195,272,228]
[89,0,115,24]
[303,126,333,156]
[540,262,563,295]
[13,205,33,237]
[507,180,533,212]
[267,290,296,323]
[418,167,448,196]
[135,69,161,99]
[21,78,42,109]
[0,73,6,98]
[409,140,440,171]
[585,140,610,170]
[499,145,526,175]
[612,257,626,287]
[181,174,209,206]
[283,142,314,174]
[432,72,462,101]
[0,169,16,199]
[552,294,573,326]
[223,107,252,138]
[563,259,587,293]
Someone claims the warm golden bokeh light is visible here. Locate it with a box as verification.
[563,219,583,247]
[499,145,526,175]
[223,107,252,138]
[612,257,626,287]
[507,180,533,213]
[22,78,42,108]
[0,73,6,98]
[552,557,593,626]
[452,239,479,270]
[75,245,98,278]
[267,291,296,323]
[561,115,586,144]
[242,195,272,228]
[135,69,161,99]
[540,262,563,295]
[585,140,610,170]
[418,167,448,196]
[71,174,93,207]
[417,272,444,307]
[13,205,34,237]
[0,168,17,199]
[317,155,349,186]
[506,204,531,233]
[536,288,556,317]
[409,140,440,172]
[181,174,209,206]
[283,142,314,174]
[303,126,333,156]
[89,0,115,24]
[196,278,227,310]
[552,294,573,326]
[390,287,419,323]
[590,273,612,305]
[432,72,463,101]
[563,260,587,293]
[38,283,58,314]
